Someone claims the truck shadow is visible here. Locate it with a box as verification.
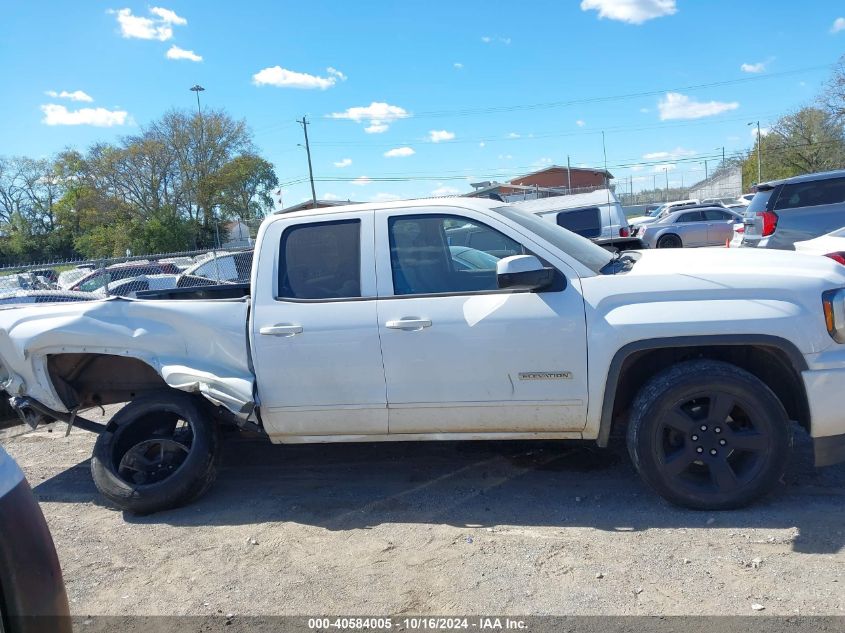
[32,430,845,554]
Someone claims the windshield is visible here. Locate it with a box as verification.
[495,205,613,274]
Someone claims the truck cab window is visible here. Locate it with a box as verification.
[278,220,361,299]
[389,214,525,295]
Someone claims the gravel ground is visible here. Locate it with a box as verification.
[3,408,844,617]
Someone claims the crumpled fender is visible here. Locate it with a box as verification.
[0,297,255,419]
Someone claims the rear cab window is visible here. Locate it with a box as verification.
[278,220,361,300]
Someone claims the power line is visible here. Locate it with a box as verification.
[320,64,832,122]
[307,111,782,148]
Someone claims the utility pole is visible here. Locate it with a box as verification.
[601,131,609,188]
[748,121,762,183]
[704,160,709,181]
[297,115,317,205]
[567,155,572,191]
[664,168,669,201]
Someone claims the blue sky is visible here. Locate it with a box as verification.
[1,0,844,206]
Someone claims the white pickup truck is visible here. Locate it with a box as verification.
[2,198,844,514]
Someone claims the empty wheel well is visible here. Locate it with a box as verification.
[47,353,169,410]
[606,344,810,441]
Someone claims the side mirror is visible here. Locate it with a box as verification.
[496,255,555,291]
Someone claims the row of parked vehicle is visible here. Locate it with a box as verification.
[0,250,254,306]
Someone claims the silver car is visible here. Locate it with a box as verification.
[640,207,743,249]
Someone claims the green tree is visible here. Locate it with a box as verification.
[742,107,845,189]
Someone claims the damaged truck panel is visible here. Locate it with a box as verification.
[0,297,254,419]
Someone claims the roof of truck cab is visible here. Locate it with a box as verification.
[271,196,503,220]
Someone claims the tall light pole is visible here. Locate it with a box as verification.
[664,167,669,201]
[190,84,218,249]
[748,121,762,183]
[190,84,205,115]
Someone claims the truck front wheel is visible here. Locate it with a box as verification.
[627,360,791,510]
[91,392,219,514]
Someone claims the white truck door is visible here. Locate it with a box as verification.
[250,210,387,439]
[374,206,589,434]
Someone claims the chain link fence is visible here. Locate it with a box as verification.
[0,245,255,307]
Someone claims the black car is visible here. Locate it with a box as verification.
[0,445,71,633]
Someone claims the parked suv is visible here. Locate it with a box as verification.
[741,170,845,250]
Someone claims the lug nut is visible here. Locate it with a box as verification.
[710,449,718,456]
[719,439,727,446]
[696,447,704,454]
[700,425,708,431]
[714,427,722,434]
[691,434,699,441]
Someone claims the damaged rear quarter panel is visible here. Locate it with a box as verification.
[0,297,254,417]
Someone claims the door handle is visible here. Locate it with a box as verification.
[259,324,303,337]
[385,318,432,331]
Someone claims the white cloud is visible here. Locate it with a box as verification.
[384,146,415,158]
[580,0,677,24]
[498,154,513,160]
[149,7,186,24]
[351,176,372,186]
[334,158,352,168]
[740,61,766,73]
[253,66,344,89]
[326,67,347,81]
[750,126,771,139]
[372,192,401,202]
[110,7,186,41]
[652,162,677,173]
[365,123,389,133]
[831,17,845,33]
[322,193,341,201]
[329,102,410,133]
[479,142,486,148]
[533,157,553,167]
[453,62,463,69]
[576,119,586,127]
[45,90,93,102]
[429,129,455,143]
[658,92,739,120]
[639,107,650,113]
[41,104,128,127]
[432,186,461,196]
[481,35,510,44]
[166,45,202,62]
[507,132,521,139]
[481,36,492,43]
[642,147,696,160]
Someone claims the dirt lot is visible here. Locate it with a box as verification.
[3,409,844,617]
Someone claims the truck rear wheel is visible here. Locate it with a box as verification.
[91,392,219,515]
[627,360,791,510]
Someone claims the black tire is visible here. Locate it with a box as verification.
[91,391,219,514]
[656,234,682,248]
[627,359,791,510]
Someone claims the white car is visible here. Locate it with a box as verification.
[629,199,700,229]
[2,197,845,516]
[794,227,845,263]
